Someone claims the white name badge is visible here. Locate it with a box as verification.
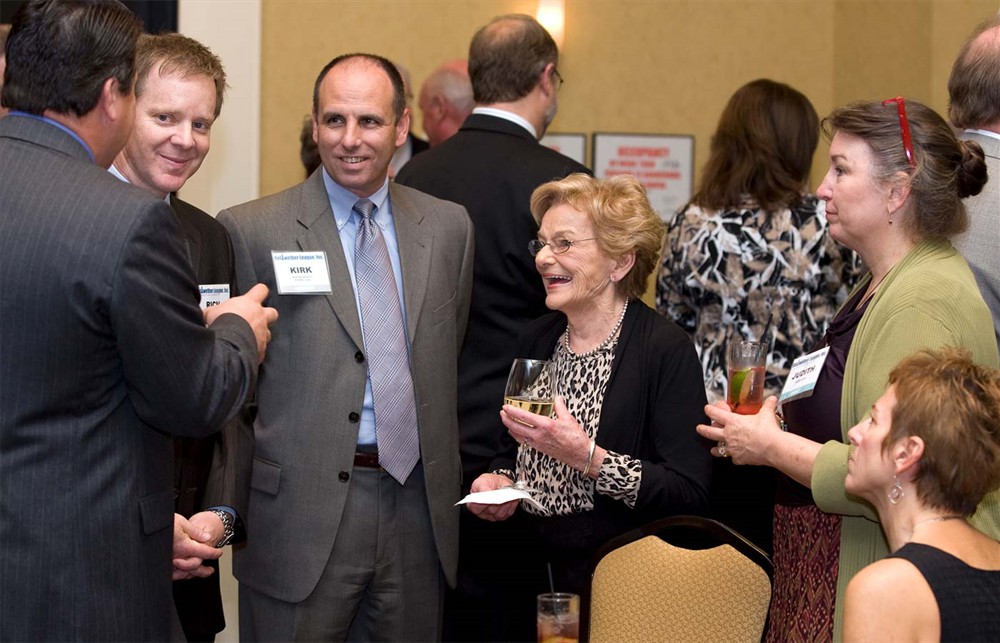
[272,251,333,295]
[199,283,230,310]
[779,346,831,404]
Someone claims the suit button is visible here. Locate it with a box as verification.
[354,351,365,363]
[339,471,349,482]
[348,412,360,423]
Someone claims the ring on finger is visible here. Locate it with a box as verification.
[717,442,729,458]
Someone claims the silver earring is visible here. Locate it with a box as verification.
[888,475,904,504]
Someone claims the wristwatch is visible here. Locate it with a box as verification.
[208,508,235,547]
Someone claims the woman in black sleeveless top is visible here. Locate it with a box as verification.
[841,347,1000,642]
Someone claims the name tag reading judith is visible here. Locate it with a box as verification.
[272,251,333,294]
[199,283,230,310]
[779,346,831,404]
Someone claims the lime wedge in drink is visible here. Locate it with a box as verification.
[730,367,750,403]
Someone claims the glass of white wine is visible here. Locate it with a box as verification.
[504,358,558,493]
[504,358,557,417]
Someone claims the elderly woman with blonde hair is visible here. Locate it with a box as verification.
[468,173,712,602]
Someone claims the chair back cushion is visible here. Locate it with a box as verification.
[589,535,770,642]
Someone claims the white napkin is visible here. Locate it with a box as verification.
[456,487,548,514]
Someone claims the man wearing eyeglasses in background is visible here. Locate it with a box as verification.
[948,14,1000,350]
[396,13,590,643]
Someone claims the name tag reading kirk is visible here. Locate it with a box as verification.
[272,251,333,294]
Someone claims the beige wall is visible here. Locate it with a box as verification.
[259,0,999,198]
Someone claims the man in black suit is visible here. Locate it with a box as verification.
[0,2,276,640]
[109,32,247,642]
[395,13,590,642]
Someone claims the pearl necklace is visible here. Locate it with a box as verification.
[563,298,629,359]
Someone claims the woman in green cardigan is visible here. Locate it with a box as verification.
[697,98,998,642]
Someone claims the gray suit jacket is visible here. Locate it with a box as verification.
[953,131,1000,348]
[0,115,258,641]
[218,171,473,602]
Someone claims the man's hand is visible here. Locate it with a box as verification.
[204,283,279,364]
[172,513,222,581]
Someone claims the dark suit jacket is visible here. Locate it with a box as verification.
[396,113,591,483]
[409,133,429,156]
[218,174,473,601]
[170,197,253,640]
[0,115,258,641]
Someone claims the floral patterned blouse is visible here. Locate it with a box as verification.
[656,195,862,402]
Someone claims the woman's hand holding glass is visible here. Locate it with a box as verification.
[696,396,783,465]
[501,396,601,477]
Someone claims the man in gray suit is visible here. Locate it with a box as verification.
[219,53,473,641]
[949,14,1000,348]
[0,1,276,641]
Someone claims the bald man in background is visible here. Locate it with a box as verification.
[419,59,473,147]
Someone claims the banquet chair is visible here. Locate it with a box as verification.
[587,515,772,643]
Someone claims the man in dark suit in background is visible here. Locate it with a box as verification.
[109,32,248,642]
[219,53,473,641]
[396,13,590,642]
[0,2,276,640]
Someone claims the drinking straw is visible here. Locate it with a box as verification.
[761,310,775,345]
[547,562,555,595]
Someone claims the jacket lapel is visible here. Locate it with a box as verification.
[389,184,432,342]
[295,173,365,350]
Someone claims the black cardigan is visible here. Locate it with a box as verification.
[491,300,712,552]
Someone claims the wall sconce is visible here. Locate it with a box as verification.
[536,0,565,49]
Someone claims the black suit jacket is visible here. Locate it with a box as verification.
[0,115,258,641]
[396,113,591,483]
[409,133,429,156]
[170,197,251,640]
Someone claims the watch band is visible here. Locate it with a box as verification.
[208,508,235,547]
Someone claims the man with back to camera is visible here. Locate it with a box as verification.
[218,53,473,641]
[0,1,277,641]
[108,32,250,642]
[395,13,591,642]
[418,59,474,147]
[948,14,1000,349]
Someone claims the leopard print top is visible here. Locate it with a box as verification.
[513,335,642,516]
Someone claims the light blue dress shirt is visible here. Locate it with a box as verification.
[322,171,409,446]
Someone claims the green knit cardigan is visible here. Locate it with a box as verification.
[810,238,1000,641]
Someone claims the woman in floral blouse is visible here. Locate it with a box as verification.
[656,79,860,559]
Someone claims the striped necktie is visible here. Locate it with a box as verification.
[353,198,419,483]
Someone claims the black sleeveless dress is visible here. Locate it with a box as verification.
[890,542,1000,642]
